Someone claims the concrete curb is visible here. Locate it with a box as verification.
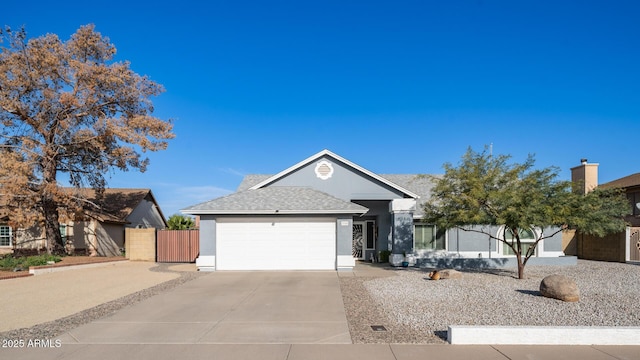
[448,325,640,345]
[29,259,129,275]
[0,271,33,280]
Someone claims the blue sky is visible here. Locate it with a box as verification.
[4,1,640,217]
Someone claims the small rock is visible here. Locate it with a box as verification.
[540,274,580,302]
[428,269,462,280]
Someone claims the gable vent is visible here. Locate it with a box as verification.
[315,161,334,180]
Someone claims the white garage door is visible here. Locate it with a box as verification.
[216,217,337,270]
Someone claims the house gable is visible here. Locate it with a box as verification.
[127,192,168,229]
[250,150,418,202]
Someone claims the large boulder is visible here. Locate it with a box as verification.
[540,274,580,302]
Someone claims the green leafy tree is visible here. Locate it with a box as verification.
[423,147,629,279]
[0,25,174,254]
[167,214,195,230]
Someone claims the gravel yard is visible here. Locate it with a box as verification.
[340,260,640,344]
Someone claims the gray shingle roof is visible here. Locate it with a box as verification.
[379,174,441,217]
[182,187,369,215]
[237,174,271,192]
[232,173,440,218]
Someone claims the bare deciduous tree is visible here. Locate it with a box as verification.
[0,24,174,254]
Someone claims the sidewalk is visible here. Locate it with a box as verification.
[1,343,638,360]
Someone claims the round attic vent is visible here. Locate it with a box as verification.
[315,160,334,180]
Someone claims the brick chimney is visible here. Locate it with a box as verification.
[570,158,599,194]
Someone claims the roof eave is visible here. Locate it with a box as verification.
[181,209,368,216]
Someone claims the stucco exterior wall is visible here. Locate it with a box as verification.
[70,221,124,256]
[447,226,497,253]
[72,221,96,255]
[127,197,166,229]
[562,229,577,255]
[95,222,124,256]
[13,225,45,250]
[268,155,407,201]
[392,212,414,255]
[195,215,217,270]
[441,225,563,258]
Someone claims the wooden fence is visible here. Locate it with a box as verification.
[156,229,199,263]
[631,227,640,262]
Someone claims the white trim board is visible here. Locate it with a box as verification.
[448,326,640,345]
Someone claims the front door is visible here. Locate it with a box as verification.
[353,221,375,260]
[352,222,364,259]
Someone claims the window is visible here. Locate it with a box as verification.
[59,224,67,243]
[366,221,375,249]
[500,227,538,256]
[0,225,12,247]
[627,191,640,216]
[414,224,446,250]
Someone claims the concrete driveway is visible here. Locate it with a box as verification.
[0,261,179,332]
[58,271,351,345]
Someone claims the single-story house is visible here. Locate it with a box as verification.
[182,149,565,271]
[0,188,167,256]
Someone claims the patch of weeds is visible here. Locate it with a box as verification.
[0,255,21,270]
[0,254,62,270]
[23,254,62,267]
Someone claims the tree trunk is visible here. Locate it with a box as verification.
[43,196,63,254]
[42,149,63,255]
[515,235,525,279]
[516,253,525,279]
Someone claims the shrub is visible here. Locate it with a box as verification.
[378,250,391,263]
[0,255,20,270]
[0,254,62,270]
[23,254,61,267]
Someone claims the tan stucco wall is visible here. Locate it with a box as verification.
[125,228,156,261]
[562,229,577,256]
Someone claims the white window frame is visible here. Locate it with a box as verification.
[0,225,12,247]
[413,223,447,252]
[497,225,541,257]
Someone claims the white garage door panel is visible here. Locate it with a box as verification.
[217,219,336,270]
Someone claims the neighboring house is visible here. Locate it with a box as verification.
[0,188,167,256]
[583,165,640,262]
[182,149,565,271]
[569,159,640,262]
[0,216,43,255]
[599,173,640,227]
